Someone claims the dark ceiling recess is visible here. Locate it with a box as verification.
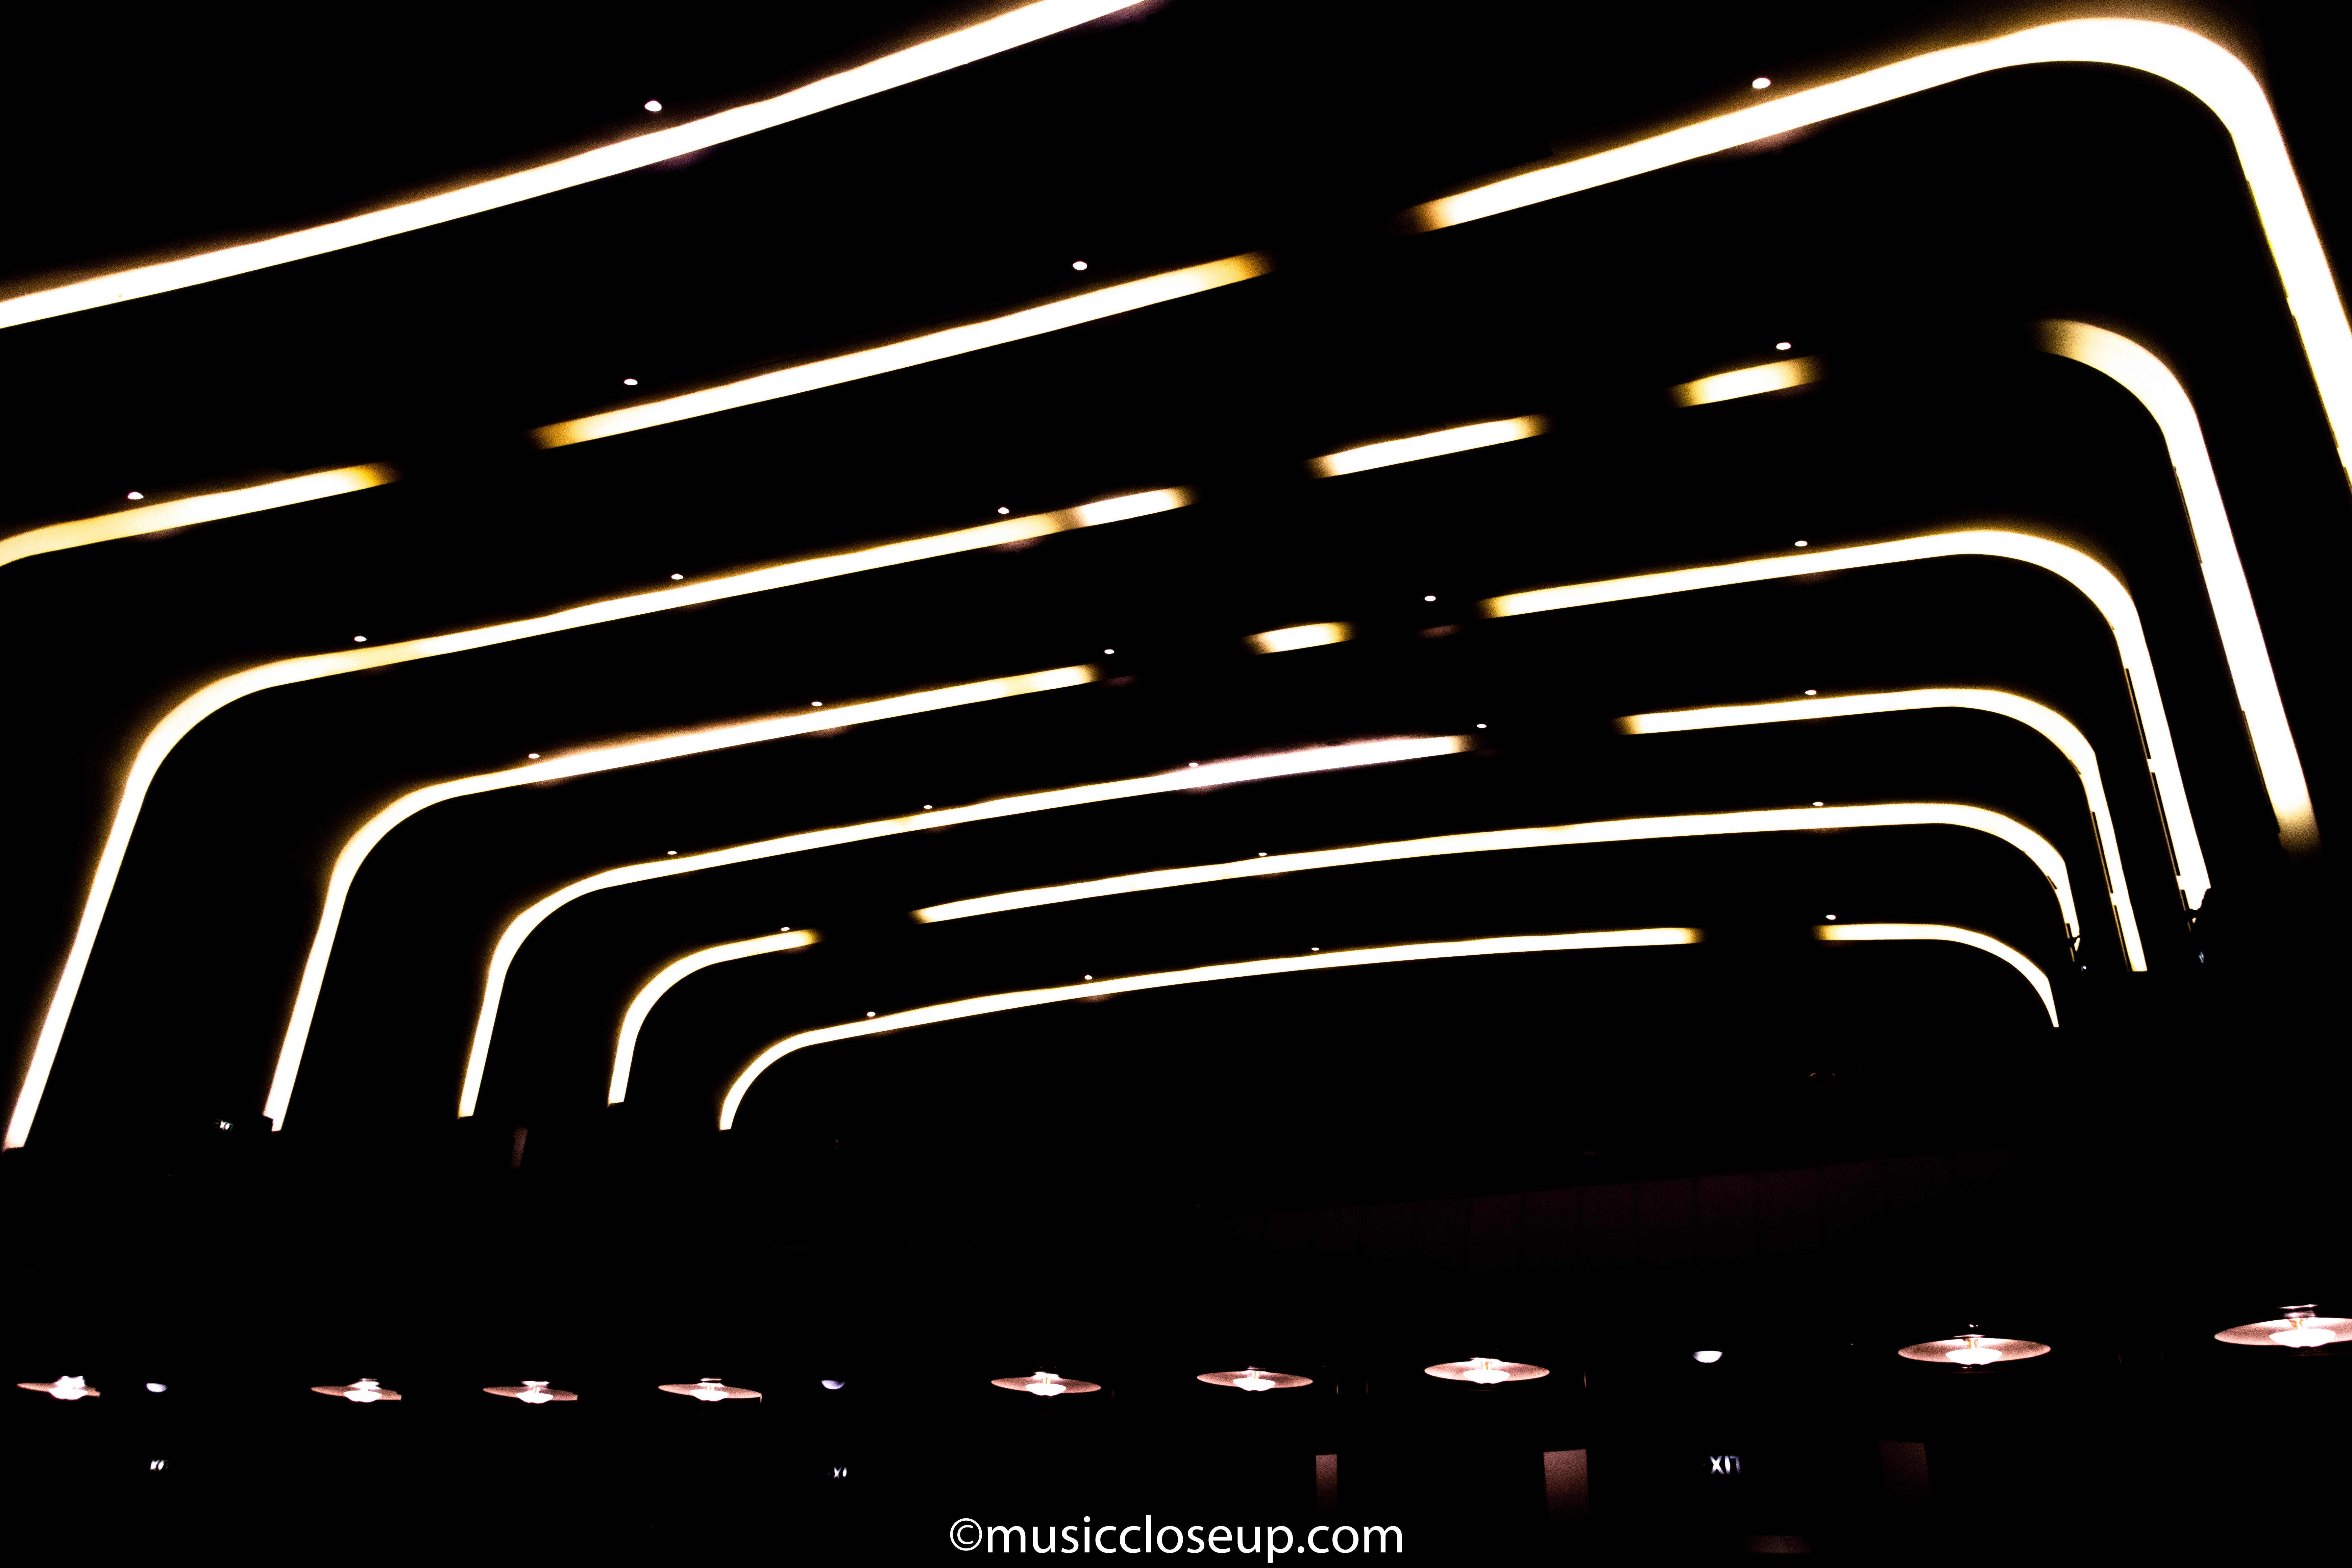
[0,1,2341,1558]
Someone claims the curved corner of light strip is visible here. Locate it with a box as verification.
[463,735,1470,1120]
[1483,527,2209,915]
[1619,689,2144,970]
[1813,923,2058,1026]
[718,929,1700,1131]
[607,929,820,1106]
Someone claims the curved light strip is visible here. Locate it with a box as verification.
[1619,689,2143,970]
[480,737,1469,1116]
[0,1,1147,331]
[912,803,2080,947]
[1483,528,2209,914]
[259,665,1096,1130]
[14,19,2347,566]
[718,928,1702,1130]
[2037,319,2319,853]
[1813,922,2058,1027]
[1,487,1183,1150]
[1673,357,1824,407]
[1415,20,2352,484]
[609,929,820,1103]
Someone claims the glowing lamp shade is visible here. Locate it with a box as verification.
[1896,1334,2049,1369]
[1425,1358,1549,1385]
[313,1379,400,1402]
[487,1381,578,1403]
[1198,1367,1312,1392]
[660,1378,760,1401]
[1692,1351,1724,1364]
[2215,1305,2346,1349]
[17,1375,97,1400]
[821,1379,847,1391]
[991,1371,1101,1397]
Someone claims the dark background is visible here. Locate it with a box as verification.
[1,2,2342,1560]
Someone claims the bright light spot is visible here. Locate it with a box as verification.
[1234,1371,1277,1392]
[1812,801,1824,807]
[811,701,823,707]
[147,1382,167,1393]
[1476,723,1487,729]
[125,491,145,501]
[865,1011,875,1018]
[1188,762,1198,768]
[822,1379,846,1391]
[1752,76,1772,89]
[1826,914,1837,920]
[1945,1343,2004,1366]
[352,636,366,643]
[644,100,663,112]
[528,752,540,759]
[669,572,683,580]
[622,377,638,386]
[1794,540,1809,547]
[1071,261,1088,271]
[780,927,792,932]
[1803,689,1817,696]
[217,1120,229,1129]
[517,1382,555,1404]
[1462,1360,1511,1386]
[1775,341,1792,351]
[1103,648,1115,655]
[1310,416,1545,478]
[1084,975,1093,980]
[997,507,1010,514]
[2271,1325,2336,1348]
[1693,1351,1723,1364]
[1424,595,1437,602]
[342,1379,386,1403]
[666,851,677,856]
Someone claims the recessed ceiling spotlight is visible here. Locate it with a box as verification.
[352,636,367,643]
[865,1011,875,1018]
[1071,261,1088,271]
[1825,914,1837,921]
[1187,762,1198,768]
[487,1381,577,1404]
[1812,801,1824,807]
[527,752,540,759]
[1752,76,1772,89]
[1423,594,1437,602]
[1775,341,1792,350]
[313,1379,399,1402]
[993,1371,1101,1397]
[1693,1351,1723,1364]
[1257,852,1267,857]
[1425,1357,1548,1386]
[1199,1367,1312,1392]
[623,377,638,386]
[659,1378,760,1402]
[998,507,1010,514]
[1476,723,1487,729]
[17,1375,98,1400]
[1803,689,1817,696]
[821,1379,846,1391]
[1793,539,1809,547]
[1897,1330,2050,1370]
[1103,648,1115,655]
[666,851,677,856]
[643,100,663,113]
[146,1382,167,1394]
[125,491,145,501]
[811,701,824,707]
[2216,1303,2344,1349]
[669,573,683,580]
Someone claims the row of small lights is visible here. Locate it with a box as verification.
[19,1309,2337,1404]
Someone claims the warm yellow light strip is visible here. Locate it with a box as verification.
[912,803,2081,950]
[1244,622,1352,655]
[1306,417,1547,478]
[717,928,1700,1129]
[609,930,819,1104]
[457,736,1467,1118]
[0,465,397,572]
[1483,528,2210,913]
[1,487,1186,1151]
[1415,20,2352,486]
[259,666,1096,1130]
[536,255,1269,448]
[1671,358,1823,408]
[1619,690,2143,970]
[2038,320,2319,854]
[1814,922,2057,1027]
[0,1,1147,332]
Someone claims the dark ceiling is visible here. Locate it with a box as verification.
[1,2,2343,1555]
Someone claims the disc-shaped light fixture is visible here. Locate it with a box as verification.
[659,1378,760,1401]
[1896,1330,2050,1369]
[1197,1367,1312,1392]
[2215,1304,2345,1349]
[16,1375,98,1400]
[486,1381,578,1403]
[990,1371,1101,1397]
[313,1378,400,1401]
[1425,1358,1548,1385]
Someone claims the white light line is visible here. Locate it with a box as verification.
[1307,417,1546,478]
[909,805,2080,950]
[609,930,819,1104]
[1,487,1186,1151]
[0,2,1148,330]
[0,466,397,572]
[1483,528,2211,913]
[719,929,1702,1129]
[1814,922,2058,1026]
[461,737,1467,1116]
[261,666,1096,1130]
[1619,689,2145,970]
[2037,320,2319,853]
[1672,358,1824,407]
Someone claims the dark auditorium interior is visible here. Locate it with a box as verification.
[1,2,2342,1559]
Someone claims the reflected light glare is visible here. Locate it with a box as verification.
[1308,416,1545,478]
[1673,357,1822,406]
[1815,924,2058,1026]
[722,929,1696,1128]
[1622,688,2146,970]
[1484,527,2210,913]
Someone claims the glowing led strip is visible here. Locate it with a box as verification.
[0,1,1147,332]
[1814,923,2057,1026]
[718,929,1701,1130]
[257,666,1096,1130]
[463,737,1470,1116]
[15,19,2347,567]
[0,488,1183,1150]
[1674,358,1824,407]
[2036,320,2318,853]
[1619,690,2143,970]
[911,805,2079,947]
[609,929,820,1104]
[1484,529,2209,913]
[1307,418,1546,478]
